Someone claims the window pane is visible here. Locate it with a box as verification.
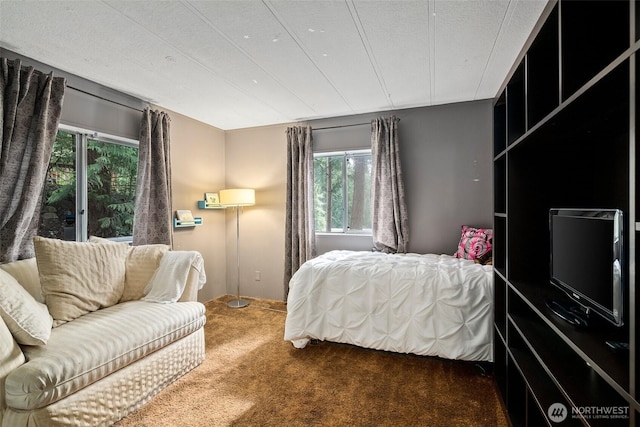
[313,156,327,231]
[346,154,372,232]
[39,131,77,240]
[314,151,371,233]
[86,138,138,238]
[328,156,344,231]
[314,155,345,232]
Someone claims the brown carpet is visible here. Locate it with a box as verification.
[116,296,508,427]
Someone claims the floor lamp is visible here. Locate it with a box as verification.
[220,188,255,308]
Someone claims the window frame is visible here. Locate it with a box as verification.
[57,124,139,242]
[313,149,372,235]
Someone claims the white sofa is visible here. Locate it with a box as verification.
[0,237,207,427]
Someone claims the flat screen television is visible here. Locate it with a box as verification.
[548,208,624,327]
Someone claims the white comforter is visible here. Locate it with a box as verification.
[284,250,494,362]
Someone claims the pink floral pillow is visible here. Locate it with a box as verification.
[454,226,493,260]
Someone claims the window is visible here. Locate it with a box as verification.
[313,150,372,233]
[38,127,138,242]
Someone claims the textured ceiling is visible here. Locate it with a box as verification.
[0,0,548,130]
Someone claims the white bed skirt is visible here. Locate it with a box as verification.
[284,251,494,362]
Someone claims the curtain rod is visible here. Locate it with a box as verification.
[313,118,400,131]
[313,122,369,131]
[67,85,145,113]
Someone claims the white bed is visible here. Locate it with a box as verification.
[284,250,494,362]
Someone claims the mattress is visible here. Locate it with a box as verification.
[284,250,494,361]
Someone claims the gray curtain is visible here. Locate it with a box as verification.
[284,125,315,298]
[371,115,409,253]
[133,108,172,246]
[0,58,66,262]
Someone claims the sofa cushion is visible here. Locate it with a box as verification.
[5,300,206,411]
[34,237,129,327]
[0,269,53,345]
[87,237,171,302]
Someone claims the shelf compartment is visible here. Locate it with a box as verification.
[494,91,507,155]
[494,272,507,338]
[494,332,507,401]
[493,216,506,275]
[560,0,629,101]
[507,321,584,426]
[173,217,203,228]
[507,60,630,284]
[526,3,559,129]
[509,283,631,402]
[197,200,224,209]
[493,156,506,214]
[506,61,526,146]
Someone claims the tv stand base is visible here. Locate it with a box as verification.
[545,299,589,327]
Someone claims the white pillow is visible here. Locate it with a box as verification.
[0,268,53,345]
[0,258,43,303]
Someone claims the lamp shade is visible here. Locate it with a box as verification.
[219,189,255,206]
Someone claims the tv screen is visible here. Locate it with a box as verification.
[549,208,623,327]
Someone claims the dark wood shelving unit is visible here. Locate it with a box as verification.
[493,1,638,425]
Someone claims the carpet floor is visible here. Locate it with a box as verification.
[115,295,508,426]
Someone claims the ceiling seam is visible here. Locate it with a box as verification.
[182,0,323,117]
[99,0,290,122]
[261,0,356,114]
[428,0,436,104]
[473,0,517,99]
[345,0,394,109]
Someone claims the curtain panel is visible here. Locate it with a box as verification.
[133,108,173,247]
[0,58,66,262]
[284,125,315,298]
[371,115,409,253]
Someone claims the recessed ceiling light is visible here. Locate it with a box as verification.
[252,79,258,84]
[272,37,279,43]
[322,53,328,57]
[243,35,250,39]
[308,28,315,33]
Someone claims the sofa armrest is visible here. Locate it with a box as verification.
[178,264,200,302]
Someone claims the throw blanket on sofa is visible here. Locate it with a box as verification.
[143,251,206,303]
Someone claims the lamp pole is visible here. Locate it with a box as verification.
[228,205,249,308]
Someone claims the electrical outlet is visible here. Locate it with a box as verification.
[255,270,261,281]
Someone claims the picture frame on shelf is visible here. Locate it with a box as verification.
[175,210,195,221]
[204,192,219,205]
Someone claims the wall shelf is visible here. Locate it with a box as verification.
[173,217,203,228]
[197,200,224,210]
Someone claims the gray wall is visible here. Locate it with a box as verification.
[310,99,494,255]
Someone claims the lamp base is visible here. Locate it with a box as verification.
[227,299,250,309]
